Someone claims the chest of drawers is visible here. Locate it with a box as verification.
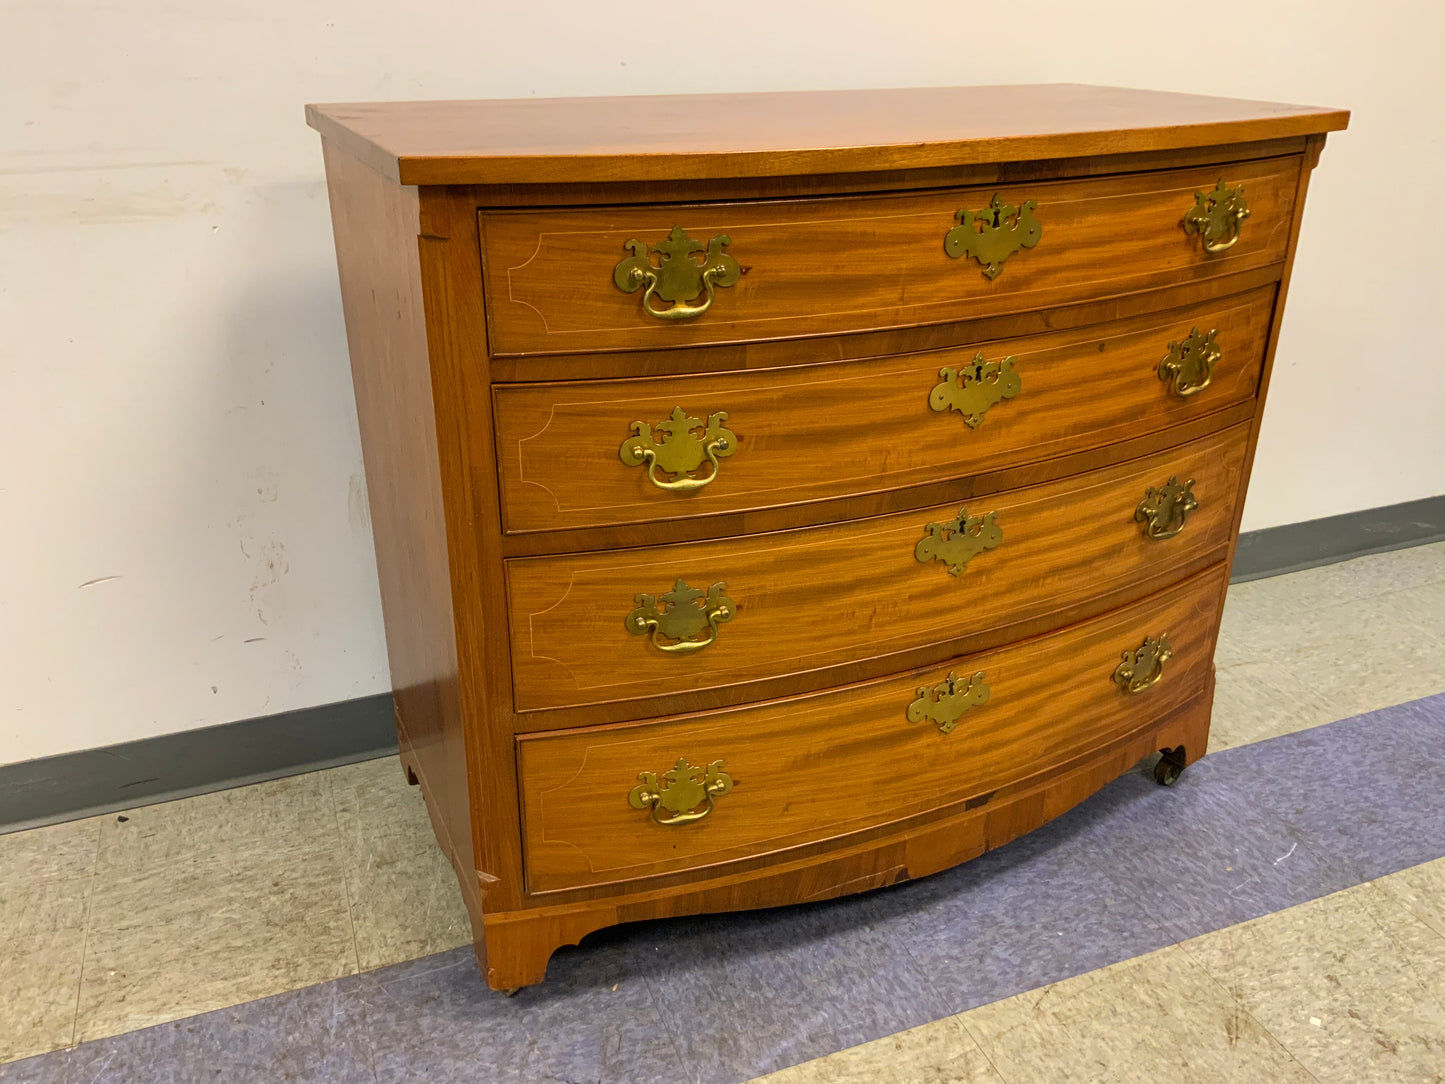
[308,85,1346,990]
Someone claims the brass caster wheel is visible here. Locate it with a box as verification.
[1153,745,1188,786]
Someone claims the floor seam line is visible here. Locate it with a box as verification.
[1178,931,1327,1084]
[955,1015,1014,1084]
[325,770,366,978]
[66,819,105,1052]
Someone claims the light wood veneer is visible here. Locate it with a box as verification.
[479,158,1298,356]
[310,86,1346,991]
[494,286,1273,534]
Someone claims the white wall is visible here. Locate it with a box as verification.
[3,0,1442,764]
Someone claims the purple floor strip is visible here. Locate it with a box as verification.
[8,690,1444,1084]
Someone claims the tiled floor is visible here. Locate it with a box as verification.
[2,540,1444,1081]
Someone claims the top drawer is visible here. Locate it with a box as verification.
[478,157,1299,358]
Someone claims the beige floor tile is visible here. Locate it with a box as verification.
[1210,546,1445,755]
[0,926,87,1064]
[342,830,472,971]
[327,755,433,844]
[1215,586,1445,739]
[0,820,100,1063]
[1207,662,1339,752]
[1300,541,1445,602]
[748,1016,1000,1084]
[0,874,91,946]
[326,756,471,970]
[1373,857,1445,939]
[1217,579,1314,647]
[94,772,339,874]
[0,816,103,883]
[1388,578,1445,637]
[1181,882,1445,1083]
[74,836,358,1042]
[1224,542,1445,623]
[959,944,1316,1084]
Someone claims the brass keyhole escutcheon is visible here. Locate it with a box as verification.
[1135,476,1198,540]
[944,194,1042,279]
[620,406,737,493]
[1159,328,1221,398]
[928,353,1021,428]
[613,226,741,320]
[628,758,733,826]
[907,670,990,735]
[1113,634,1172,694]
[1183,179,1250,254]
[915,509,1003,576]
[625,579,735,654]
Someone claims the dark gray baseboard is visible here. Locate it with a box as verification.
[1231,493,1445,582]
[0,694,397,834]
[4,493,1442,834]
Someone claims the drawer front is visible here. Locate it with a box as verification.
[479,157,1298,357]
[519,562,1224,894]
[506,422,1248,713]
[495,287,1273,534]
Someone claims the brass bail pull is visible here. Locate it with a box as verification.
[619,407,738,493]
[1183,179,1250,254]
[613,227,742,321]
[625,579,736,654]
[1135,476,1198,540]
[1158,328,1221,398]
[628,758,734,826]
[1112,634,1172,694]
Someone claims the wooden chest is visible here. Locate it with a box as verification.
[308,85,1347,990]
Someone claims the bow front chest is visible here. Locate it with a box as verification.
[308,85,1347,990]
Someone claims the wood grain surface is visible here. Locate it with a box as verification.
[311,88,1344,990]
[479,157,1299,355]
[518,562,1222,893]
[484,671,1214,988]
[507,423,1248,714]
[487,268,1283,384]
[495,285,1274,533]
[305,85,1345,186]
[318,144,480,915]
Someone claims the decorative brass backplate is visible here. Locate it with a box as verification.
[1183,179,1250,253]
[628,757,734,826]
[625,579,735,653]
[928,353,1021,428]
[1158,328,1221,398]
[944,194,1042,279]
[620,407,737,492]
[915,509,1003,576]
[907,670,991,734]
[1112,634,1172,694]
[1135,476,1198,540]
[613,226,741,320]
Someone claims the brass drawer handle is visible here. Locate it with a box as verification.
[1183,179,1250,254]
[620,407,737,492]
[928,353,1021,428]
[625,578,735,654]
[915,508,1003,576]
[907,670,990,734]
[628,757,733,826]
[1113,634,1172,694]
[1158,328,1220,398]
[944,194,1042,279]
[1135,476,1198,540]
[613,226,741,320]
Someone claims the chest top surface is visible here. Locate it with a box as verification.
[305,84,1347,186]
